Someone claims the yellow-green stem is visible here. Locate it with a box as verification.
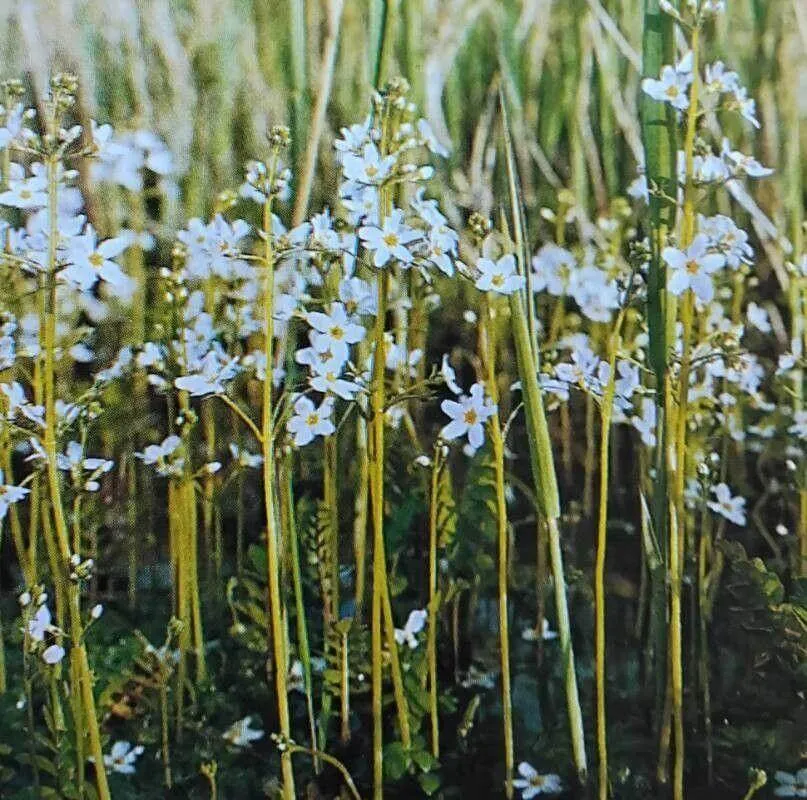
[667,22,702,797]
[595,316,624,800]
[427,445,441,758]
[43,152,110,800]
[480,300,513,798]
[280,455,320,771]
[370,268,388,800]
[260,160,296,800]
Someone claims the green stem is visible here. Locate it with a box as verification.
[427,446,441,759]
[161,681,173,788]
[595,315,624,800]
[286,743,363,800]
[43,151,111,800]
[280,455,320,771]
[481,299,513,798]
[260,157,296,800]
[508,289,587,783]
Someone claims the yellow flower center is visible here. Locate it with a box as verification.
[686,259,699,275]
[89,252,104,268]
[383,233,400,248]
[492,274,505,287]
[463,409,478,425]
[329,325,344,340]
[306,413,319,426]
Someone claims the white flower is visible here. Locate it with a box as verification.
[704,61,739,94]
[307,303,366,363]
[359,208,419,267]
[385,341,422,376]
[335,118,372,154]
[512,762,563,797]
[61,226,130,292]
[699,214,753,269]
[0,173,48,209]
[707,483,746,526]
[569,266,619,323]
[288,659,306,693]
[663,234,725,303]
[0,468,30,520]
[531,245,576,296]
[475,254,525,295]
[440,383,497,452]
[773,768,807,797]
[733,86,760,129]
[441,354,462,395]
[308,359,362,401]
[136,435,184,477]
[521,618,558,642]
[339,277,377,316]
[746,302,771,333]
[641,58,693,111]
[721,139,773,178]
[103,741,145,775]
[425,228,456,276]
[629,173,650,205]
[27,604,52,642]
[554,342,602,394]
[287,396,336,447]
[342,142,395,185]
[394,609,428,649]
[417,118,449,157]
[222,716,264,748]
[174,352,240,397]
[42,644,66,665]
[229,443,263,469]
[632,398,657,447]
[789,411,807,439]
[310,208,341,250]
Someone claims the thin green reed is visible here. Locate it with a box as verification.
[639,0,677,733]
[501,99,588,786]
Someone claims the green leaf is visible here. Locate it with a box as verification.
[417,771,441,795]
[383,741,410,781]
[411,748,439,772]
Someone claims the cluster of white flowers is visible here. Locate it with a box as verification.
[530,241,625,324]
[20,592,65,665]
[541,336,640,415]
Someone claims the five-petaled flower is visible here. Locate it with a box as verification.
[440,383,497,453]
[663,234,726,303]
[287,395,336,447]
[707,482,746,526]
[359,208,419,268]
[512,762,563,798]
[103,741,145,775]
[222,716,264,748]
[394,609,428,649]
[475,254,525,295]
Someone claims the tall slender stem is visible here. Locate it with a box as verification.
[280,455,320,771]
[427,445,442,758]
[480,299,513,798]
[509,287,588,782]
[667,24,701,799]
[370,268,388,800]
[261,151,295,800]
[42,151,111,800]
[595,316,624,800]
